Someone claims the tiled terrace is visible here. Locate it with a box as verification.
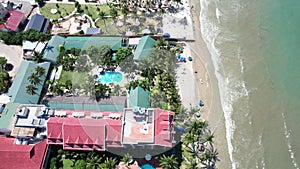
[122,108,155,144]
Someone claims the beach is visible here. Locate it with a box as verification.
[186,0,232,168]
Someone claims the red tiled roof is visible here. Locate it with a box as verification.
[47,117,123,150]
[0,137,48,169]
[47,118,63,139]
[154,109,175,147]
[5,10,24,31]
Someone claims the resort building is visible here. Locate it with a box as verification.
[0,10,25,32]
[46,108,175,151]
[43,35,65,64]
[25,14,50,33]
[41,96,127,112]
[133,36,156,61]
[64,36,123,51]
[8,61,51,104]
[22,40,47,58]
[85,27,101,35]
[0,137,48,169]
[129,86,150,108]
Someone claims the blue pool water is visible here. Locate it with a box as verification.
[98,72,123,84]
[140,164,155,169]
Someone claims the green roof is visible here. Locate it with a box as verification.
[8,61,51,104]
[0,103,20,128]
[129,86,150,108]
[64,36,122,51]
[133,36,156,61]
[42,102,125,112]
[43,35,65,63]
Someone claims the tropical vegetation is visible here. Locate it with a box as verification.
[181,120,219,168]
[26,66,46,95]
[49,149,118,169]
[0,57,11,93]
[0,30,51,45]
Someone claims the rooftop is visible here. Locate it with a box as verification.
[0,137,48,169]
[133,36,156,61]
[43,35,65,63]
[122,108,175,147]
[4,10,24,31]
[86,27,101,35]
[42,96,127,112]
[26,14,50,33]
[129,86,150,108]
[14,105,49,128]
[0,102,20,129]
[8,61,51,104]
[47,114,123,151]
[64,36,123,51]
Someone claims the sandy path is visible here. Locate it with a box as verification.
[0,42,23,79]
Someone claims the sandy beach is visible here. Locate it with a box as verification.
[186,0,232,168]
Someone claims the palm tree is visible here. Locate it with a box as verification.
[86,153,102,169]
[0,57,7,72]
[32,51,44,63]
[121,153,132,164]
[28,73,41,85]
[158,154,179,169]
[99,11,107,31]
[26,85,37,95]
[155,38,169,50]
[182,158,198,169]
[200,131,214,146]
[100,157,118,169]
[35,66,46,77]
[113,84,122,96]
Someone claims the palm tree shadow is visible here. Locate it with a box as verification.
[45,46,54,52]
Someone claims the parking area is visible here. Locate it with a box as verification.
[0,42,23,79]
[3,0,34,17]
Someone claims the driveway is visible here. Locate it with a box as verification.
[0,42,23,79]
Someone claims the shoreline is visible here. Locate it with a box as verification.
[187,0,232,168]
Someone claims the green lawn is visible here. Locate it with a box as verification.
[95,19,124,35]
[40,4,75,20]
[59,70,87,88]
[81,4,112,21]
[63,158,73,169]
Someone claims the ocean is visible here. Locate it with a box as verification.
[199,0,300,168]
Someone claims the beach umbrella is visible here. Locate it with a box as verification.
[142,29,151,34]
[126,31,134,36]
[163,33,170,38]
[145,154,152,161]
[199,100,204,107]
[188,56,192,61]
[175,126,185,132]
[116,21,124,27]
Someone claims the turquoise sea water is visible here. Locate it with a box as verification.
[200,0,300,168]
[98,72,123,84]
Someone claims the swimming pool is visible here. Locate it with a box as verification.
[140,164,155,169]
[98,72,123,84]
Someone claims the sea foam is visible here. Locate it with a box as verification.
[281,113,300,169]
